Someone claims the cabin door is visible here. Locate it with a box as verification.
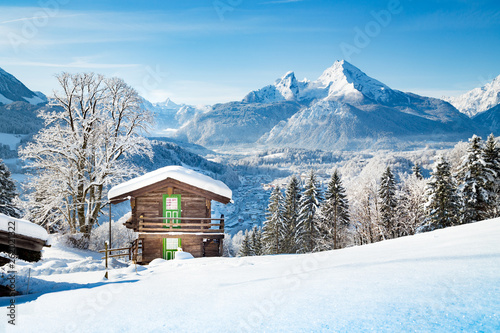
[163,194,181,260]
[163,238,181,260]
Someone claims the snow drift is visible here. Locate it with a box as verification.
[1,218,498,332]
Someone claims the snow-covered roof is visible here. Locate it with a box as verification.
[0,213,49,242]
[108,166,232,202]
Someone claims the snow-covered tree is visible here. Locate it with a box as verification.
[0,159,20,217]
[316,169,350,250]
[379,167,397,238]
[88,213,137,251]
[251,225,264,256]
[282,175,301,253]
[456,135,489,224]
[296,170,322,253]
[349,179,384,245]
[238,230,252,257]
[397,173,427,236]
[262,186,286,254]
[412,163,423,180]
[482,134,500,218]
[224,231,244,257]
[424,157,459,230]
[20,73,153,247]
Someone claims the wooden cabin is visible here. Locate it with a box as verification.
[108,166,232,264]
[0,213,50,263]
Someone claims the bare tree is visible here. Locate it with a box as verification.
[20,73,152,246]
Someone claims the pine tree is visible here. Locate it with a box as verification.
[238,230,252,257]
[0,159,20,218]
[282,176,301,253]
[482,134,500,218]
[317,169,350,250]
[456,135,489,224]
[424,157,459,230]
[412,163,423,180]
[262,186,285,254]
[296,170,322,253]
[251,225,263,256]
[379,167,397,238]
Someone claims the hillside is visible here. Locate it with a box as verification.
[473,104,500,134]
[1,218,498,332]
[0,67,46,105]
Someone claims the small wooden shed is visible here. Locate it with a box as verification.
[0,213,50,263]
[108,166,232,264]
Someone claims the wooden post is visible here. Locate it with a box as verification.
[109,202,112,252]
[220,214,225,256]
[104,241,109,279]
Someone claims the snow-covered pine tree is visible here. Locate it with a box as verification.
[0,159,20,218]
[412,163,423,180]
[456,135,489,224]
[296,170,323,253]
[379,167,397,238]
[317,169,350,250]
[251,225,263,256]
[262,186,286,254]
[238,230,253,257]
[282,175,301,253]
[424,157,459,230]
[482,134,500,218]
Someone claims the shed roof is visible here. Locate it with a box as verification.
[108,166,232,204]
[0,213,49,243]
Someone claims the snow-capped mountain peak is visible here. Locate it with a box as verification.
[274,71,299,101]
[444,74,500,117]
[242,70,302,103]
[156,98,181,110]
[317,60,392,103]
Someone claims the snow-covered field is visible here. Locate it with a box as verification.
[1,218,499,332]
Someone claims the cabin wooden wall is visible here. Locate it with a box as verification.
[131,182,222,263]
[140,235,222,263]
[134,184,210,226]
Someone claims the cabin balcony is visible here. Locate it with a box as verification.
[137,216,224,236]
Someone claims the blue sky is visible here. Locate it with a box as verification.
[0,0,499,105]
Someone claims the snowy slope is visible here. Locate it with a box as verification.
[2,218,499,332]
[0,67,46,106]
[473,104,500,134]
[260,99,468,150]
[445,74,500,117]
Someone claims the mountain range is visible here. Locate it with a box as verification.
[1,62,499,151]
[174,60,498,150]
[444,75,500,118]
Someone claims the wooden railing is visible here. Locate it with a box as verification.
[99,239,143,278]
[138,215,224,234]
